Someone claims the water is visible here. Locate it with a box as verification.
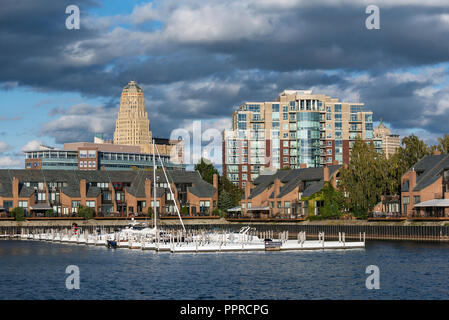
[0,240,448,300]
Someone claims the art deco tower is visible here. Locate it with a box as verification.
[114,81,152,148]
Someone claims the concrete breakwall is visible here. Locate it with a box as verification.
[1,220,449,241]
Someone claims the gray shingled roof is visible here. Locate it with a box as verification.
[248,166,341,199]
[302,181,325,197]
[410,154,449,191]
[0,169,216,199]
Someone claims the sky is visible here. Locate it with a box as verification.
[1,0,449,168]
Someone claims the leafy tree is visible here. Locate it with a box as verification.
[386,134,430,194]
[436,134,449,154]
[339,137,385,218]
[396,134,430,174]
[319,182,347,218]
[195,158,218,185]
[11,207,25,221]
[77,205,94,220]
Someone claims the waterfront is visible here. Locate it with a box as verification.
[0,240,448,300]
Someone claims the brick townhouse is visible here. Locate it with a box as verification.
[0,169,218,217]
[401,152,449,217]
[234,165,341,218]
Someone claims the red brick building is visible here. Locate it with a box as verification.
[0,169,218,217]
[401,153,449,217]
[233,165,341,218]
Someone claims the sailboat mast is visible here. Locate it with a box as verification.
[153,140,157,230]
[155,144,186,233]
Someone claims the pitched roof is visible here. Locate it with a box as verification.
[410,154,449,191]
[248,166,341,199]
[0,169,216,199]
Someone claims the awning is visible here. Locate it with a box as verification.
[30,203,53,210]
[414,199,449,207]
[247,206,270,211]
[227,206,241,212]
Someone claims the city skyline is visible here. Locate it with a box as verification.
[1,0,449,168]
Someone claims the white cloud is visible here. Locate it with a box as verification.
[21,140,42,152]
[0,142,11,152]
[0,156,22,168]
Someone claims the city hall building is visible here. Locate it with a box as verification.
[0,169,218,217]
[24,80,184,171]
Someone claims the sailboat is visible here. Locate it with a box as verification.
[107,140,185,248]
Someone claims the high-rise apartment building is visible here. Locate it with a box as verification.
[114,80,152,147]
[223,90,374,187]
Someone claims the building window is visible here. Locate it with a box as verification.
[413,196,420,204]
[86,201,96,208]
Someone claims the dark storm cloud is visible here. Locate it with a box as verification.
[1,0,449,143]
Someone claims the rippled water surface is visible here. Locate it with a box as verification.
[0,240,448,299]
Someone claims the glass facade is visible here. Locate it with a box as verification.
[297,112,321,167]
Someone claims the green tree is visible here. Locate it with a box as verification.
[77,205,94,220]
[218,189,235,212]
[387,134,430,194]
[218,176,243,209]
[339,137,386,218]
[436,134,449,154]
[319,182,347,218]
[194,158,218,185]
[11,207,25,221]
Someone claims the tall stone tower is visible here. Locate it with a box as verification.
[114,81,152,148]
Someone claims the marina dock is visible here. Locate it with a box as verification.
[6,228,365,253]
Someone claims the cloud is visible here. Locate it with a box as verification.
[39,103,118,144]
[21,140,43,152]
[0,142,11,152]
[0,156,22,168]
[1,0,449,146]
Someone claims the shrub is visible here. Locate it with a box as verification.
[147,207,153,218]
[180,206,189,216]
[77,205,94,220]
[11,207,25,221]
[45,209,54,217]
[213,208,224,218]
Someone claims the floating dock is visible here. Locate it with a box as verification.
[12,228,365,253]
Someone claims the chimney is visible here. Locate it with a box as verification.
[323,166,330,182]
[300,163,307,169]
[12,177,19,207]
[145,178,152,208]
[245,182,251,199]
[213,173,218,190]
[274,177,281,198]
[80,179,87,206]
